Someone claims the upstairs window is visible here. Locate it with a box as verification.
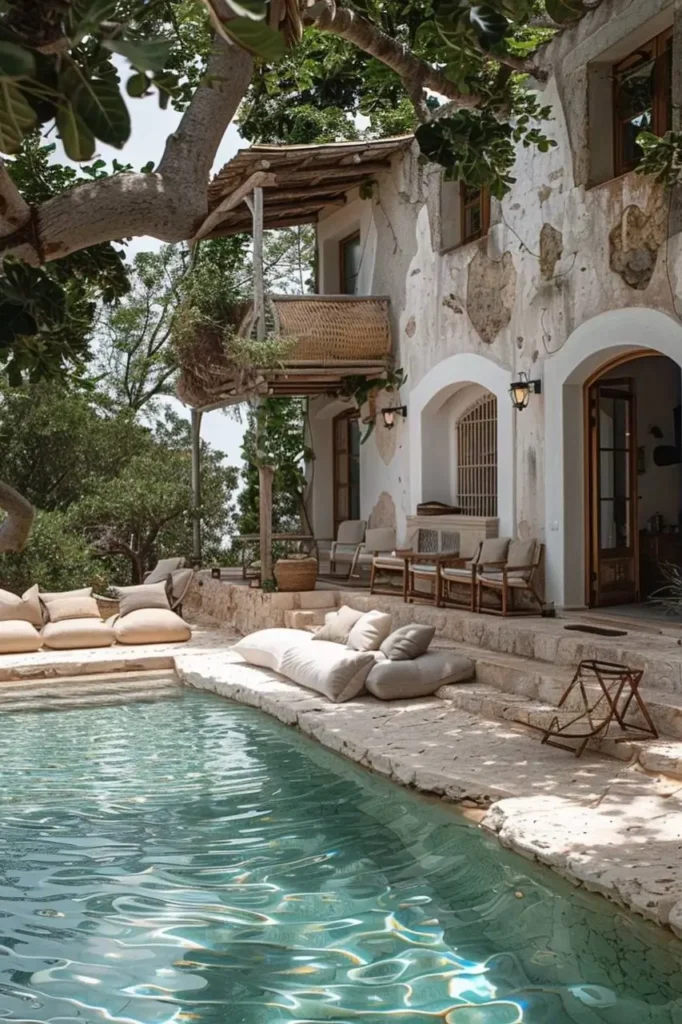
[339,232,361,294]
[460,186,490,245]
[613,28,671,177]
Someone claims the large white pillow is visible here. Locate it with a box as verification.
[232,628,312,671]
[279,640,374,702]
[347,610,393,652]
[312,605,363,644]
[0,584,42,627]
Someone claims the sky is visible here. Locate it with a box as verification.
[53,78,248,470]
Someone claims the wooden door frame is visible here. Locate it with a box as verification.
[332,408,360,535]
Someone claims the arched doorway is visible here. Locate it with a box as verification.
[586,351,681,607]
[544,308,682,609]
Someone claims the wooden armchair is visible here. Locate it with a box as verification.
[438,538,510,611]
[329,519,366,578]
[475,539,544,615]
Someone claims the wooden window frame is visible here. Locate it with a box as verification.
[459,186,491,246]
[456,394,498,518]
[338,231,361,295]
[613,27,672,178]
[332,409,361,535]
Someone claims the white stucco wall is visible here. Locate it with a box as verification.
[311,0,682,606]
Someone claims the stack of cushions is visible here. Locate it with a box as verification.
[0,585,44,653]
[40,587,115,650]
[111,581,191,645]
[232,605,474,703]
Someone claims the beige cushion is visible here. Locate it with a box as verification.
[0,620,43,654]
[441,567,474,582]
[279,640,375,702]
[144,557,185,585]
[477,538,510,565]
[364,527,396,552]
[366,651,474,700]
[373,556,405,570]
[40,586,92,604]
[381,624,435,661]
[507,538,536,570]
[233,628,312,670]
[346,610,392,652]
[42,618,115,650]
[0,584,42,627]
[170,568,194,606]
[113,608,191,645]
[336,520,366,545]
[116,581,170,617]
[313,605,363,644]
[46,595,101,623]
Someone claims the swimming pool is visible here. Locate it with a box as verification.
[0,691,680,1023]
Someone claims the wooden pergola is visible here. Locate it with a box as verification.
[187,135,412,574]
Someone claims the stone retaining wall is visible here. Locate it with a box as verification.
[190,573,337,636]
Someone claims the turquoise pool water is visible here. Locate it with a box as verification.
[0,693,681,1023]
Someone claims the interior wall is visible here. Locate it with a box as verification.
[602,355,682,530]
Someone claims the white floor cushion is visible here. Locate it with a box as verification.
[365,651,474,700]
[113,609,191,645]
[0,620,43,654]
[42,618,115,650]
[279,639,375,702]
[232,629,312,671]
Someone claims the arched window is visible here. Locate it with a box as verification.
[456,394,498,516]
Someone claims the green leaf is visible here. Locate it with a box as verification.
[74,77,131,148]
[545,0,584,23]
[71,0,120,43]
[224,0,268,18]
[127,72,151,98]
[223,17,287,59]
[0,42,35,78]
[469,5,509,43]
[104,36,172,73]
[56,103,96,161]
[0,81,36,155]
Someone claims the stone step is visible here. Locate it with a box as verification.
[284,608,334,629]
[446,644,682,742]
[0,686,183,714]
[437,682,682,778]
[0,668,175,696]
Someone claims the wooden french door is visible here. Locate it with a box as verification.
[587,379,639,606]
[333,410,360,534]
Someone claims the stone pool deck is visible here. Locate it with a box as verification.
[3,617,682,939]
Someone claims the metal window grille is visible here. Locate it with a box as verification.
[456,394,498,517]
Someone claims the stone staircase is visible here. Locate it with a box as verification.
[284,604,336,631]
[0,668,182,713]
[341,591,682,778]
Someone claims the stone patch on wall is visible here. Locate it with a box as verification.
[466,249,517,343]
[539,223,563,280]
[405,315,416,338]
[368,491,397,530]
[609,191,666,291]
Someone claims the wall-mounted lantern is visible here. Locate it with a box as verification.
[380,405,408,429]
[509,372,542,411]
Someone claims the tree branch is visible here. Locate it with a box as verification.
[0,160,30,236]
[0,480,36,553]
[306,1,480,109]
[0,37,253,266]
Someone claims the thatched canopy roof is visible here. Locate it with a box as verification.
[197,135,413,240]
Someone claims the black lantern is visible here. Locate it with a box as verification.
[509,372,542,411]
[380,405,407,429]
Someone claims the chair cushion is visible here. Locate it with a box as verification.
[116,581,171,617]
[113,609,191,645]
[409,563,437,575]
[478,538,510,564]
[170,568,194,606]
[45,595,101,623]
[144,557,185,584]
[507,538,536,571]
[312,605,363,644]
[336,520,366,546]
[347,610,393,652]
[0,620,43,654]
[40,586,93,604]
[279,640,375,703]
[441,567,474,582]
[233,628,312,670]
[479,573,529,586]
[365,651,475,700]
[373,556,405,570]
[0,584,42,627]
[42,618,115,650]
[364,527,396,552]
[381,624,435,661]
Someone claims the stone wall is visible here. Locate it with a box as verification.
[191,573,337,636]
